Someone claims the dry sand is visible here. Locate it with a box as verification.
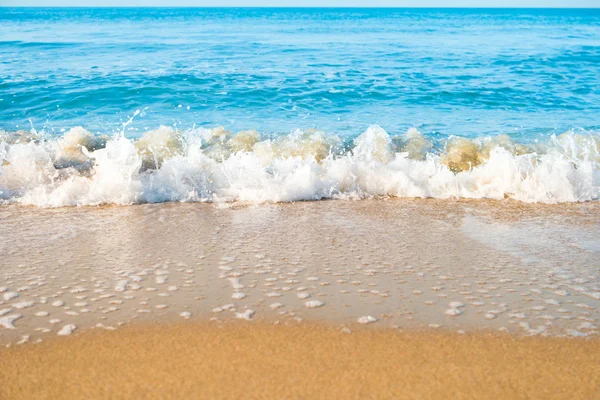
[1,321,599,400]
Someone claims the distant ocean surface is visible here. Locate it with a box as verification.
[0,8,598,206]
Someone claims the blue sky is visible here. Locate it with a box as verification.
[2,0,599,6]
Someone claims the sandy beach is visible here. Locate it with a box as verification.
[2,322,599,400]
[1,199,599,398]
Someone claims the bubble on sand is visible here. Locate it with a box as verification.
[3,292,19,301]
[57,324,77,336]
[115,280,129,292]
[232,292,246,300]
[509,313,526,319]
[52,300,65,307]
[567,329,588,337]
[235,309,255,320]
[17,335,30,345]
[357,316,377,324]
[12,301,34,309]
[0,314,22,329]
[297,292,311,299]
[449,301,465,308]
[304,300,325,308]
[180,311,192,319]
[270,303,283,309]
[229,278,244,289]
[445,308,463,316]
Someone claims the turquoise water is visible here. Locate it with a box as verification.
[1,7,599,138]
[0,8,598,206]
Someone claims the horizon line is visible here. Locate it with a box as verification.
[2,5,599,8]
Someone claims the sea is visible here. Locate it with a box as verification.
[0,7,598,206]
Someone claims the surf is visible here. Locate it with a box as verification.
[1,124,598,207]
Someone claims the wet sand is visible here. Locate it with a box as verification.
[1,322,599,400]
[0,199,599,344]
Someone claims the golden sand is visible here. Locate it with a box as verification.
[1,322,599,400]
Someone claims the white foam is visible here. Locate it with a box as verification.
[1,126,597,207]
[304,300,325,308]
[235,309,255,320]
[3,292,19,301]
[115,280,129,292]
[180,311,192,319]
[12,301,34,309]
[445,308,463,316]
[228,278,244,290]
[57,324,77,336]
[0,314,22,329]
[357,316,377,324]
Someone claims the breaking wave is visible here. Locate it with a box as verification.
[0,125,598,207]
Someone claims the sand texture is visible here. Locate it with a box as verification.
[1,322,599,400]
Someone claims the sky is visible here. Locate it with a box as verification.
[1,0,599,7]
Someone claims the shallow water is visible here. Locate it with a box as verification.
[1,200,598,345]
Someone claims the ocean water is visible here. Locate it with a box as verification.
[0,7,599,206]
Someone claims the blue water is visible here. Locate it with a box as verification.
[1,7,599,140]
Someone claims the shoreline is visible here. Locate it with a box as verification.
[1,321,599,400]
[0,198,598,345]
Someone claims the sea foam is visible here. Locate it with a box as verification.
[0,125,598,207]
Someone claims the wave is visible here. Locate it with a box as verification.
[0,125,598,207]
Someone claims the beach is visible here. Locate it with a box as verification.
[1,6,600,399]
[2,322,600,399]
[1,198,599,398]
